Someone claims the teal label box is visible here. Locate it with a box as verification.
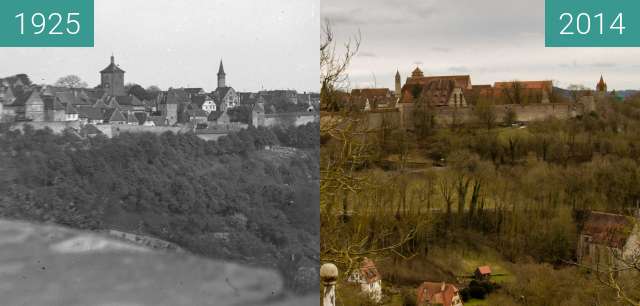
[0,0,94,47]
[546,0,640,47]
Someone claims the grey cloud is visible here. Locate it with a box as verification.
[322,0,640,90]
[323,0,437,25]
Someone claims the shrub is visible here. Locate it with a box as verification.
[401,288,417,306]
[468,284,487,299]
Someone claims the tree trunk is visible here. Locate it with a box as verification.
[456,177,470,220]
[468,180,482,226]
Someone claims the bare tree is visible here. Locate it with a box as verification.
[573,244,640,305]
[413,92,436,137]
[567,84,589,103]
[474,98,497,130]
[319,20,416,277]
[502,81,524,104]
[55,75,88,88]
[320,20,361,112]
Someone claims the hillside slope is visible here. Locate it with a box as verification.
[0,123,320,293]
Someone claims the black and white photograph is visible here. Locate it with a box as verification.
[0,1,320,305]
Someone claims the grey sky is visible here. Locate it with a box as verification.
[322,0,640,91]
[0,0,319,92]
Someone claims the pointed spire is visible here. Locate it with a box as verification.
[218,60,225,75]
[411,66,424,78]
[597,74,607,92]
[111,54,115,64]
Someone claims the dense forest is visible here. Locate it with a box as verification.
[0,122,320,293]
[321,96,640,305]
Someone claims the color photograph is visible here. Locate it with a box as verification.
[320,0,640,305]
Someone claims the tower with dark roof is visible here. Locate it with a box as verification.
[217,60,226,89]
[395,70,402,98]
[596,75,608,101]
[596,75,607,93]
[411,66,424,78]
[100,55,126,96]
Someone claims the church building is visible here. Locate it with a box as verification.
[596,75,608,100]
[397,66,471,108]
[213,60,239,110]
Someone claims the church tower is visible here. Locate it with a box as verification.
[217,60,226,89]
[100,55,126,96]
[596,75,607,100]
[395,70,402,98]
[596,75,607,93]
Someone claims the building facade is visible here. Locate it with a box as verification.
[100,55,126,96]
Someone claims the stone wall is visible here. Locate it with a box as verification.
[257,112,319,128]
[397,102,586,129]
[111,124,189,137]
[361,109,401,131]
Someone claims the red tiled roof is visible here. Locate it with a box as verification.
[494,80,552,90]
[582,211,635,249]
[76,106,104,121]
[416,282,460,306]
[476,266,492,275]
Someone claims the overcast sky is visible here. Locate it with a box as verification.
[322,0,640,91]
[0,0,319,92]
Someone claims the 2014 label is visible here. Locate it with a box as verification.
[559,12,625,35]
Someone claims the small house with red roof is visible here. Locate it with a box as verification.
[416,282,463,306]
[474,266,492,280]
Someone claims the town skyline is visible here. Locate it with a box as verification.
[6,55,319,94]
[322,0,640,91]
[1,0,319,93]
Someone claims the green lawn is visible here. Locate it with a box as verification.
[465,299,489,306]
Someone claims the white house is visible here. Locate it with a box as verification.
[65,104,79,121]
[417,282,464,306]
[347,257,382,302]
[202,95,217,113]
